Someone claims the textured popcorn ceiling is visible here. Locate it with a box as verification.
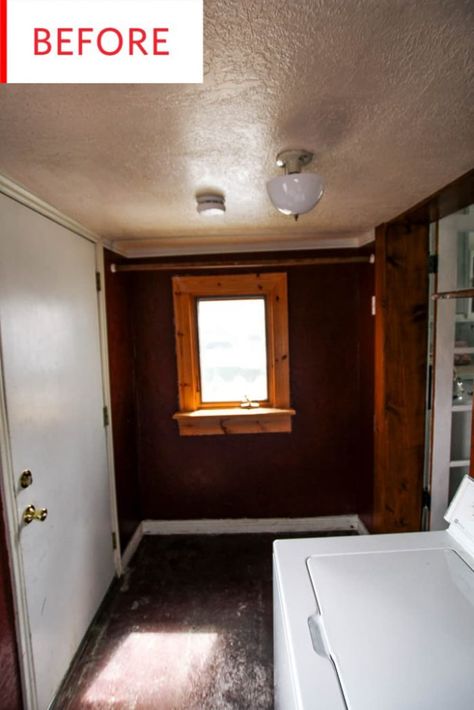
[0,0,473,255]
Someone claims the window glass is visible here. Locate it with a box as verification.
[197,297,268,403]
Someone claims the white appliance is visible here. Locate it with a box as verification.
[273,476,474,710]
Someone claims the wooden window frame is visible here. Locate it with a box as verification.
[172,272,294,435]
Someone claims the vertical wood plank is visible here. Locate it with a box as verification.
[172,278,199,411]
[373,221,429,532]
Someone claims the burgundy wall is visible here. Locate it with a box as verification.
[108,249,375,520]
[104,250,141,547]
[356,244,375,529]
[0,489,22,710]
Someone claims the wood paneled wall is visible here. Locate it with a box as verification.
[357,244,375,529]
[104,250,141,548]
[373,222,429,532]
[373,169,474,533]
[106,250,375,522]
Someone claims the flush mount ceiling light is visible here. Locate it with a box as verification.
[196,193,226,216]
[266,149,324,220]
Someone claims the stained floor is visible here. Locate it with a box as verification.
[53,532,353,710]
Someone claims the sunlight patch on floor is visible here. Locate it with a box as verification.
[82,631,218,707]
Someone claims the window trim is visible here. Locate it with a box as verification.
[172,272,294,435]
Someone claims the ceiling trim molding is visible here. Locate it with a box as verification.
[356,231,375,247]
[102,238,129,257]
[111,232,374,259]
[0,173,102,245]
[0,173,375,257]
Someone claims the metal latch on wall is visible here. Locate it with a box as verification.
[428,254,438,275]
[422,488,431,510]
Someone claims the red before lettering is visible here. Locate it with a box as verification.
[33,27,170,56]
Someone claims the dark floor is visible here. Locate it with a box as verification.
[54,532,354,710]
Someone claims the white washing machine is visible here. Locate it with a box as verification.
[273,476,474,710]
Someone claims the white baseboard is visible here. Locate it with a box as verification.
[356,517,370,535]
[121,515,369,569]
[142,514,365,536]
[121,522,144,570]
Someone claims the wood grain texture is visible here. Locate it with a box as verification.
[373,169,474,530]
[173,408,295,436]
[172,279,200,411]
[357,243,375,529]
[126,251,374,520]
[104,249,141,548]
[373,222,429,532]
[172,273,290,428]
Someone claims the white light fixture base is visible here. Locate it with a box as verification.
[276,149,314,174]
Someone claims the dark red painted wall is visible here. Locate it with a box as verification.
[356,245,375,529]
[104,250,141,547]
[0,489,22,710]
[109,250,375,520]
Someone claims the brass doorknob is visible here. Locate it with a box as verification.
[23,505,48,525]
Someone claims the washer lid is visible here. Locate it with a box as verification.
[307,547,474,710]
[445,475,474,554]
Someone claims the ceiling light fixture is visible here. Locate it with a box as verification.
[266,149,324,220]
[196,193,226,216]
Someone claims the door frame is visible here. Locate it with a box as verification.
[96,243,122,576]
[0,176,121,709]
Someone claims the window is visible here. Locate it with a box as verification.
[172,273,294,435]
[197,297,268,403]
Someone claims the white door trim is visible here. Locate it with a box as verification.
[0,340,38,710]
[429,212,462,530]
[95,245,122,576]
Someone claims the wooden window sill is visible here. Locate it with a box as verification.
[173,407,296,436]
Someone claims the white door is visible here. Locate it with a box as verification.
[0,194,116,709]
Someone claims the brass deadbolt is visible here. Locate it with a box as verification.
[23,505,48,525]
[20,470,33,489]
